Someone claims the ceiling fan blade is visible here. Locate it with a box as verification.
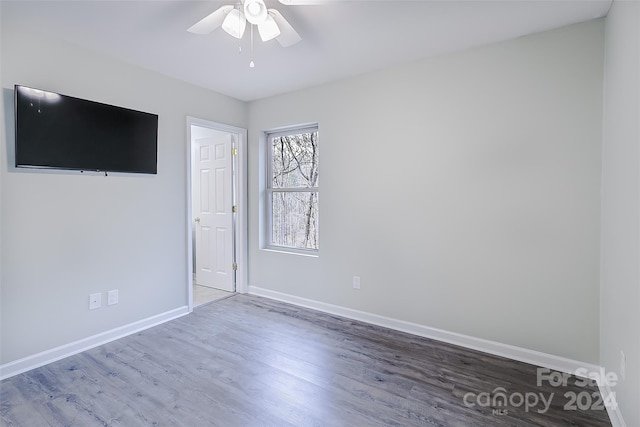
[187,5,234,34]
[278,0,338,4]
[269,9,301,47]
[279,0,344,6]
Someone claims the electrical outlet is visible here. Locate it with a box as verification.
[107,289,119,306]
[620,351,626,381]
[89,293,102,310]
[353,276,361,290]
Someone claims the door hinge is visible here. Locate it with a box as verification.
[231,147,238,156]
[232,263,238,271]
[232,205,237,213]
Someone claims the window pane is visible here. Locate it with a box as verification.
[271,131,318,189]
[271,191,318,250]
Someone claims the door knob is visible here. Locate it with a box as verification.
[195,217,200,223]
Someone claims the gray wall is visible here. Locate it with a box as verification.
[600,1,640,425]
[0,25,247,363]
[248,20,604,363]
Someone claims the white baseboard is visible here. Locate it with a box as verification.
[248,286,600,377]
[0,306,190,380]
[598,381,627,427]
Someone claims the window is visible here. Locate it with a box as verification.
[266,125,319,253]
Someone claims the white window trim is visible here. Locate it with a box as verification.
[264,124,319,256]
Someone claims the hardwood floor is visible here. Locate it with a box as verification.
[1,295,611,426]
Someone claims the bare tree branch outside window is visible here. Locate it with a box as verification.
[269,129,319,250]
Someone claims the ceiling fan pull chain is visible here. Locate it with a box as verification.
[238,3,242,53]
[249,25,255,68]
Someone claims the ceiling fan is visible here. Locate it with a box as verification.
[187,0,307,49]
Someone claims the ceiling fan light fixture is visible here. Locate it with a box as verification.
[258,15,281,42]
[244,0,268,24]
[221,8,246,39]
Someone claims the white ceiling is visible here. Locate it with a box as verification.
[2,0,612,101]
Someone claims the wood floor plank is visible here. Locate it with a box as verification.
[1,294,611,426]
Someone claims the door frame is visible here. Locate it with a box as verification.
[186,116,248,312]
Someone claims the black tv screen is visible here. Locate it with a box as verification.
[15,85,158,174]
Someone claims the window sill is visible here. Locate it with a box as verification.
[261,247,319,258]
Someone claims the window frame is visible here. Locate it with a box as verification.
[265,124,319,255]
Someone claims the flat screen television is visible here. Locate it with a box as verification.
[14,85,158,174]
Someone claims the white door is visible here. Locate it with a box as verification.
[193,133,235,292]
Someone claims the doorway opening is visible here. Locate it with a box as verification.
[186,117,247,311]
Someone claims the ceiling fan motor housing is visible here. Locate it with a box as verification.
[244,0,268,24]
